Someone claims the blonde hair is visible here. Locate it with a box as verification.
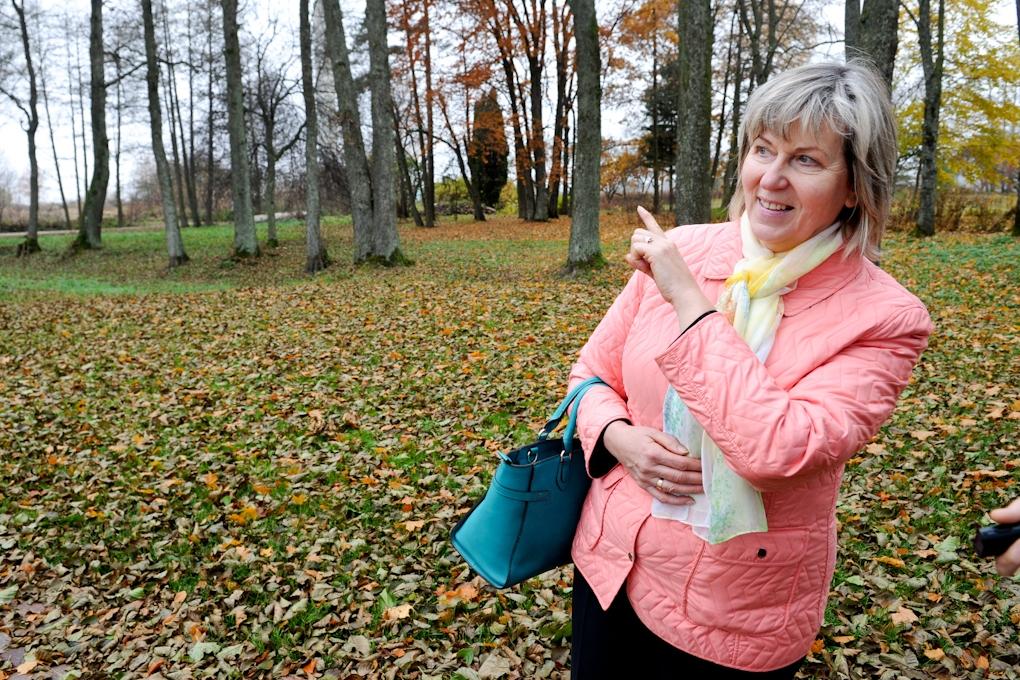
[728,61,897,261]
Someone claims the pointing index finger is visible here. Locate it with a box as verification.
[636,206,667,237]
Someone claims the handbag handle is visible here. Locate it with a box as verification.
[537,376,607,455]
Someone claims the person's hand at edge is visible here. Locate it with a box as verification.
[989,498,1020,576]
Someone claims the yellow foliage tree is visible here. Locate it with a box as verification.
[896,0,1020,192]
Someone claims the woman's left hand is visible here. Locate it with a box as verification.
[627,207,713,325]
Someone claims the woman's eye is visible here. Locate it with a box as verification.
[796,155,819,166]
[754,145,773,157]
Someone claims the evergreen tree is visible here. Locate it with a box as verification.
[468,90,509,208]
[639,59,678,185]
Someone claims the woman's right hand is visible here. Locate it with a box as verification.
[603,420,703,506]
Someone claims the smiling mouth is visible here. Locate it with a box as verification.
[758,198,792,212]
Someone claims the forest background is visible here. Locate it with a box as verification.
[0,0,1018,678]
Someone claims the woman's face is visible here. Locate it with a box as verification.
[740,121,856,253]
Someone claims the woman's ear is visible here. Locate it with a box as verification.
[845,190,858,209]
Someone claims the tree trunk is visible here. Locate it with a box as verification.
[847,0,899,89]
[845,0,861,57]
[162,7,194,228]
[66,29,83,221]
[499,55,533,220]
[1013,0,1019,237]
[365,0,405,263]
[300,0,328,273]
[6,0,39,254]
[75,0,108,251]
[115,59,124,229]
[221,0,259,256]
[423,0,436,227]
[528,53,550,221]
[915,0,943,237]
[265,142,278,246]
[712,12,738,184]
[651,6,660,214]
[143,0,189,268]
[205,0,215,224]
[399,0,434,227]
[562,113,572,216]
[565,0,602,271]
[675,0,713,226]
[162,43,190,229]
[548,3,570,219]
[182,5,203,228]
[396,135,425,226]
[75,36,89,216]
[40,56,72,231]
[322,0,376,260]
[721,35,744,209]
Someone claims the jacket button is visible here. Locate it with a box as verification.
[627,552,634,561]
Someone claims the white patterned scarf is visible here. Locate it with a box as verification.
[652,213,844,543]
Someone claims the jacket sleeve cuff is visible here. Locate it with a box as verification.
[587,418,630,478]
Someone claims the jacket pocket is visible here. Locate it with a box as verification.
[585,464,628,550]
[683,527,809,636]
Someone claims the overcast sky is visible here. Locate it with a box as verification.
[0,0,1016,207]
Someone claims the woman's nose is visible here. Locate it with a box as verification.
[759,161,788,190]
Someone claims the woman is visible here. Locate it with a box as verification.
[568,62,932,677]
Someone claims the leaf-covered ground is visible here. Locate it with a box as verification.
[0,216,1017,679]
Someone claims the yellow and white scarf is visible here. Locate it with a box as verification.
[653,213,844,543]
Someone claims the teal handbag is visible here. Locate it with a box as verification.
[451,377,607,588]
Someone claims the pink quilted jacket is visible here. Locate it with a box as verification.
[569,220,932,671]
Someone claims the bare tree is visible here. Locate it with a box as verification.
[0,0,41,254]
[299,0,328,273]
[143,0,188,267]
[251,34,304,247]
[64,16,83,220]
[160,5,191,228]
[565,0,602,271]
[548,1,574,218]
[396,0,437,226]
[203,0,219,224]
[221,0,258,256]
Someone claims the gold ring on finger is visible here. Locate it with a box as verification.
[656,477,664,492]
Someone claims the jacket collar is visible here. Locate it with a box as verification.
[701,220,865,317]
